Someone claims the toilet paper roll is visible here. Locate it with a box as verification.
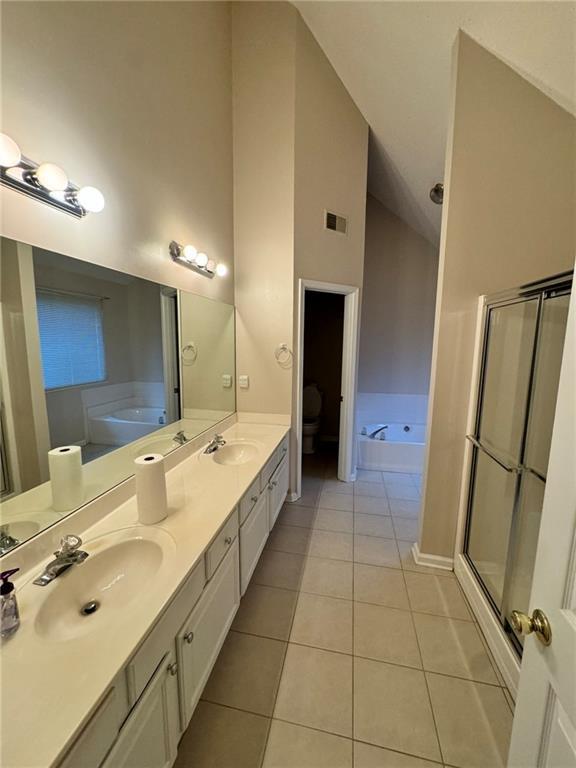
[48,446,84,512]
[134,453,168,525]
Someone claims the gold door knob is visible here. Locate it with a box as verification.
[510,608,552,646]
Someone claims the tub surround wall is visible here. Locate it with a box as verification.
[356,392,429,430]
[420,33,576,561]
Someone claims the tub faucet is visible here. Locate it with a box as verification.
[33,535,89,586]
[204,434,226,454]
[369,425,388,439]
[174,430,189,446]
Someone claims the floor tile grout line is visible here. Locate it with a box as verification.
[400,561,446,766]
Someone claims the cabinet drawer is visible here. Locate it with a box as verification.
[260,453,279,493]
[269,456,289,530]
[239,478,261,525]
[205,511,239,580]
[126,558,205,706]
[58,673,129,768]
[178,541,240,728]
[240,492,269,594]
[276,434,289,465]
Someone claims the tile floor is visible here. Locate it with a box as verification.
[175,451,514,768]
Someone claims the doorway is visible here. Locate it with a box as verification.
[294,279,360,501]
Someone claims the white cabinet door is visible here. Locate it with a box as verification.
[102,652,179,768]
[177,541,240,729]
[509,286,576,767]
[240,491,269,594]
[268,456,289,530]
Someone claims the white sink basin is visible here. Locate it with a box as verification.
[211,440,260,466]
[33,527,175,642]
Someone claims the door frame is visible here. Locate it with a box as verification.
[160,288,179,424]
[293,278,360,501]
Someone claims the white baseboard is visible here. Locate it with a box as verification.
[454,554,520,698]
[412,542,454,571]
[286,492,299,502]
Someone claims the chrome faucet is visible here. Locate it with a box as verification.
[369,424,388,439]
[0,526,19,556]
[204,434,226,454]
[174,430,189,446]
[33,535,89,586]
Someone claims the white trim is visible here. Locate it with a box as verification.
[160,289,178,424]
[412,542,454,571]
[455,554,520,697]
[294,279,360,499]
[453,296,486,556]
[286,492,299,502]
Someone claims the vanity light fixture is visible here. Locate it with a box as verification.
[0,133,105,218]
[169,240,228,279]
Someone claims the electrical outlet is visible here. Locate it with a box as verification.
[239,374,249,389]
[222,374,232,388]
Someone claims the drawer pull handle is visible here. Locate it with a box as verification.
[168,662,178,676]
[184,631,194,644]
[251,495,259,503]
[282,447,287,453]
[272,480,278,487]
[268,482,273,491]
[224,536,233,545]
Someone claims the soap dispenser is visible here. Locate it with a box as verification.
[1,568,20,639]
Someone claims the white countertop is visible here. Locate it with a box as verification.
[0,421,289,768]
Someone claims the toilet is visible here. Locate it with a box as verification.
[302,383,322,454]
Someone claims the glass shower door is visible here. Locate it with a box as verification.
[466,298,538,611]
[464,278,571,652]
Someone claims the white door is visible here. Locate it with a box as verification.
[508,281,576,767]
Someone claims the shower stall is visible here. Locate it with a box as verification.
[463,272,572,655]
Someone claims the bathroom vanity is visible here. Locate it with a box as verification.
[0,422,289,768]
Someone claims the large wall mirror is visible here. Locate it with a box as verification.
[0,237,235,555]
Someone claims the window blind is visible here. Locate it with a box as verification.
[36,289,107,390]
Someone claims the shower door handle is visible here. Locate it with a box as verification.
[465,435,520,474]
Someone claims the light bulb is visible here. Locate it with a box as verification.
[77,186,105,213]
[215,263,228,277]
[36,163,68,192]
[195,252,208,268]
[0,134,21,167]
[183,244,197,262]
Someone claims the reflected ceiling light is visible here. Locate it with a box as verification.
[35,162,68,192]
[0,134,21,167]
[215,263,228,277]
[0,134,104,218]
[169,241,226,279]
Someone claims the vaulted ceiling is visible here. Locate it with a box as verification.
[294,2,576,244]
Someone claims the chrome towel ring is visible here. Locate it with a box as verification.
[274,343,292,367]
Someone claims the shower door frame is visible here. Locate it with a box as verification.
[453,271,573,696]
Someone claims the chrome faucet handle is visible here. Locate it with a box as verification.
[58,534,82,555]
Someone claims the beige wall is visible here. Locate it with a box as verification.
[0,2,234,303]
[232,2,296,416]
[420,33,576,558]
[232,3,368,427]
[359,195,438,396]
[179,293,235,416]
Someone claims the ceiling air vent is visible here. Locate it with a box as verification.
[325,210,347,234]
